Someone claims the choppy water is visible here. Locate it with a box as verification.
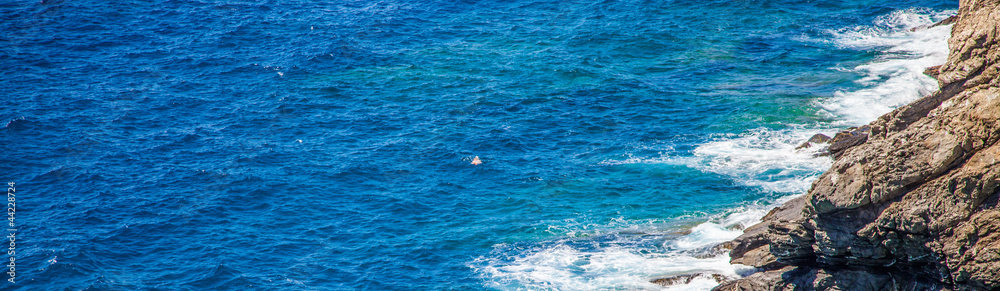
[1,0,955,290]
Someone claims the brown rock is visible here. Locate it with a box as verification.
[719,0,1000,289]
[651,273,729,286]
[931,15,959,28]
[796,134,834,150]
[713,266,951,291]
[727,196,806,269]
[808,133,832,144]
[908,15,958,32]
[925,65,943,78]
[712,266,797,291]
[827,126,871,159]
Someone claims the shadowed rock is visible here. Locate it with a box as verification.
[827,125,870,158]
[796,134,833,150]
[651,273,729,287]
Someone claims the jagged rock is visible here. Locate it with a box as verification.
[713,266,797,291]
[768,220,815,265]
[827,125,870,158]
[937,1,1000,92]
[940,210,1000,288]
[716,266,955,291]
[808,134,832,144]
[796,134,833,150]
[925,64,943,78]
[908,15,959,32]
[719,1,1000,289]
[931,15,959,28]
[651,273,729,286]
[726,196,806,269]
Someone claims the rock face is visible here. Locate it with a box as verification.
[717,1,1000,290]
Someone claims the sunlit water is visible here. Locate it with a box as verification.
[1,1,955,289]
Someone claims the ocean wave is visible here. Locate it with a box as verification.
[473,204,782,290]
[649,8,954,290]
[820,8,955,125]
[474,230,752,291]
[477,8,953,290]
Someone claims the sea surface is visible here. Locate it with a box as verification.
[1,0,956,290]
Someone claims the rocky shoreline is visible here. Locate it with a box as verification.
[713,0,1000,289]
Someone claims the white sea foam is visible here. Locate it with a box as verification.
[670,207,770,251]
[689,128,834,194]
[477,9,953,290]
[598,128,832,194]
[475,236,753,291]
[821,8,955,125]
[473,211,766,290]
[656,9,952,290]
[689,9,954,194]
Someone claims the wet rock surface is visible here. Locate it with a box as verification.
[651,273,730,286]
[826,125,870,158]
[717,1,1000,289]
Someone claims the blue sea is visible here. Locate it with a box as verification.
[1,0,956,290]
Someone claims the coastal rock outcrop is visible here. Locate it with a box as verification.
[717,0,1000,289]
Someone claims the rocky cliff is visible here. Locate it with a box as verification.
[716,0,1000,290]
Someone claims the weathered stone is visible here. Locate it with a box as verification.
[713,266,798,291]
[727,196,806,269]
[769,220,814,264]
[796,134,835,150]
[651,273,729,286]
[925,65,943,78]
[731,245,778,270]
[828,126,870,158]
[808,134,833,144]
[931,15,959,28]
[909,15,959,32]
[940,210,1000,289]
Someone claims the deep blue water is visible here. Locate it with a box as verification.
[1,0,956,290]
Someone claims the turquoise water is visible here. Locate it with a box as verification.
[1,0,954,289]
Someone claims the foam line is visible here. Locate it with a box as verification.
[821,8,954,125]
[476,9,953,290]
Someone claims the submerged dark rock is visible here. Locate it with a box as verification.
[909,15,959,32]
[807,134,832,144]
[651,273,729,287]
[931,15,959,28]
[827,125,870,158]
[717,1,1000,289]
[796,134,833,150]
